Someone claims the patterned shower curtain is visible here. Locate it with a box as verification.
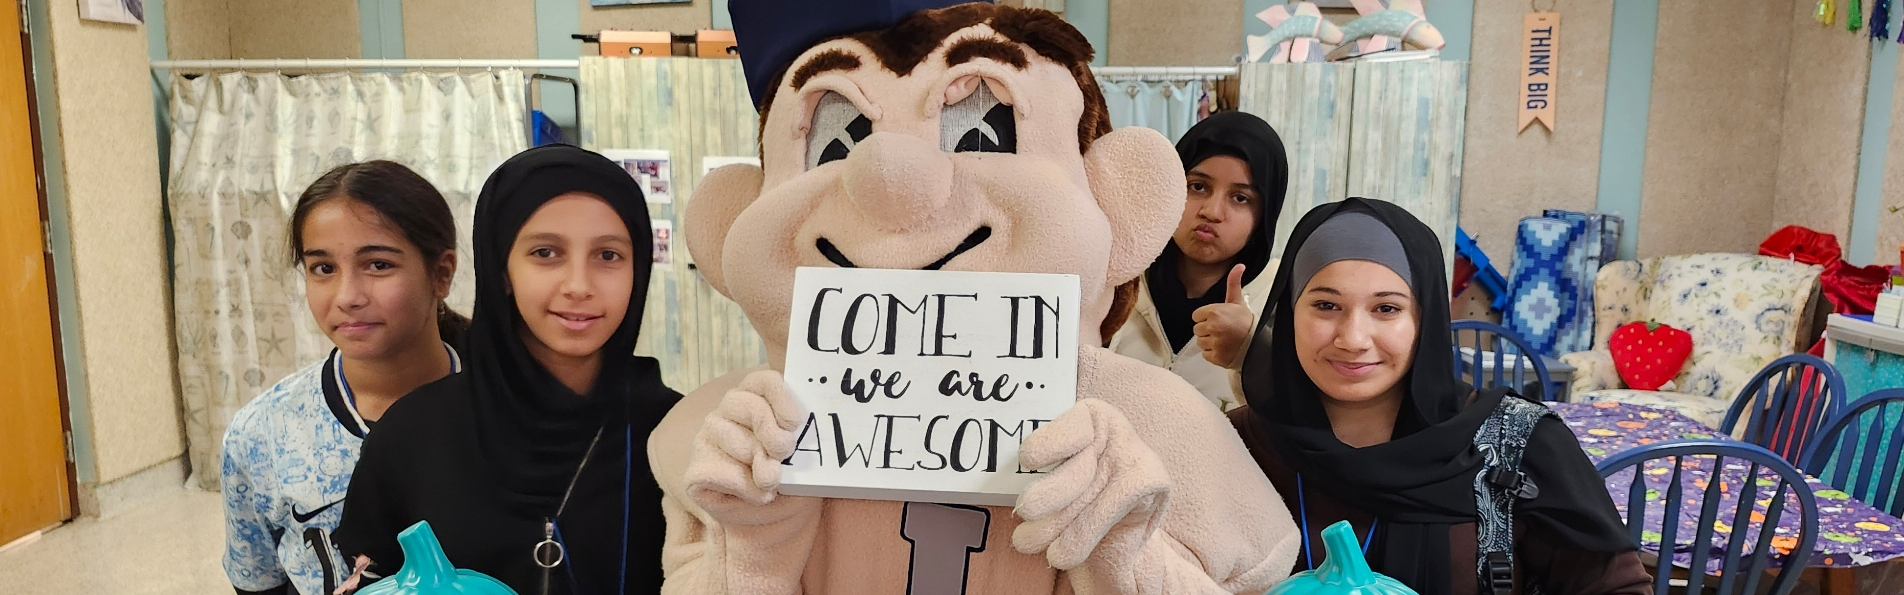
[1097,78,1204,143]
[167,70,529,489]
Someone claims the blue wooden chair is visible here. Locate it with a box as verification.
[1595,439,1818,595]
[1800,389,1904,516]
[1720,354,1846,465]
[1450,320,1556,401]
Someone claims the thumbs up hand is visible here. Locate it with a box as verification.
[1193,264,1254,368]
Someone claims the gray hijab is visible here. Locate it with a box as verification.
[1288,211,1413,296]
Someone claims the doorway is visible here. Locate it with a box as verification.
[0,0,73,546]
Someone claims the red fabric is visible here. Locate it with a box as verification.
[1821,260,1890,315]
[1759,225,1842,266]
[1758,225,1887,316]
[1767,367,1829,462]
[1452,254,1477,299]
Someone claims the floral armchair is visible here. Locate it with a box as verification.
[1559,253,1824,427]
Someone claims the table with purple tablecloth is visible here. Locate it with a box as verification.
[1552,402,1904,571]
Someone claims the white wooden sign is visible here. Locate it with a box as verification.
[779,267,1080,506]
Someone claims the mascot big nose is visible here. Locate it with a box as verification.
[840,132,955,232]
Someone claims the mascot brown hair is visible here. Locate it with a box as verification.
[648,2,1300,593]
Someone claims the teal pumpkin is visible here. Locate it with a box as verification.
[357,521,518,595]
[1266,521,1418,595]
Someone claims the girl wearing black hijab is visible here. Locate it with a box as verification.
[335,145,681,595]
[1227,198,1649,595]
[1109,111,1288,412]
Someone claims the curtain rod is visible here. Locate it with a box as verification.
[151,59,1239,78]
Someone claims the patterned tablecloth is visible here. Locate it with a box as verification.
[1552,401,1904,570]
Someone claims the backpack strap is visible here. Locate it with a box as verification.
[1472,393,1556,595]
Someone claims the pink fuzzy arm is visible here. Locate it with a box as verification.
[657,370,827,595]
[1023,349,1301,594]
[657,491,824,595]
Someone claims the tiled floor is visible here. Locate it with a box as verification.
[0,487,228,595]
[9,484,1904,595]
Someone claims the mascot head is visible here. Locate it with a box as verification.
[688,0,1184,367]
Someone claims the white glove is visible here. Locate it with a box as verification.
[682,369,824,527]
[1012,399,1173,570]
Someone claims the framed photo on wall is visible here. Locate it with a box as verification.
[80,0,144,24]
[599,149,674,204]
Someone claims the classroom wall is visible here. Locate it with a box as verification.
[174,1,714,62]
[1635,0,1791,258]
[1881,60,1904,264]
[582,0,711,35]
[39,0,184,494]
[1105,0,1241,66]
[165,0,230,60]
[1455,0,1613,265]
[404,0,537,59]
[228,0,361,59]
[1450,0,1880,266]
[1770,0,1868,242]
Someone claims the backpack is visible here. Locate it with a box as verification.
[1471,392,1556,595]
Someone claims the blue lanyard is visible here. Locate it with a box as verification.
[550,425,632,595]
[1296,473,1377,571]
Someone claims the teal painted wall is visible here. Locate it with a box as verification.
[27,0,96,485]
[1595,0,1659,260]
[1851,3,1904,265]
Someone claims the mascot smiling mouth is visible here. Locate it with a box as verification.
[816,226,993,270]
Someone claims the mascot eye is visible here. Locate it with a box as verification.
[806,92,873,170]
[940,82,1016,154]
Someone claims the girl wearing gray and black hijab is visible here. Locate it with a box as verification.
[1228,198,1649,595]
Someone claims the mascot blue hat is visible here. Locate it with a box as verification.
[729,0,983,106]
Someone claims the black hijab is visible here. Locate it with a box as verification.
[1146,111,1289,352]
[1238,198,1632,594]
[465,144,674,505]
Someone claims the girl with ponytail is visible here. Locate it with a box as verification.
[220,160,467,595]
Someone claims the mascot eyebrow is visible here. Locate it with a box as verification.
[760,4,1109,153]
[789,50,863,89]
[792,37,1028,92]
[942,38,1029,69]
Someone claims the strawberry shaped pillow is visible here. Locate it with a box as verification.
[1608,321,1693,391]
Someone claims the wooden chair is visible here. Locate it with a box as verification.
[1720,354,1846,465]
[1451,320,1555,401]
[1800,389,1904,516]
[1595,439,1819,595]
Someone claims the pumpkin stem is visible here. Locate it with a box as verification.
[1316,520,1374,586]
[394,521,458,588]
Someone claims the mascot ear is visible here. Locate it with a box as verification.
[684,163,765,298]
[1085,127,1185,287]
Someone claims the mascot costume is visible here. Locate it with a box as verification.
[648,2,1301,593]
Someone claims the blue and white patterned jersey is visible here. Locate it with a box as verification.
[221,346,459,595]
